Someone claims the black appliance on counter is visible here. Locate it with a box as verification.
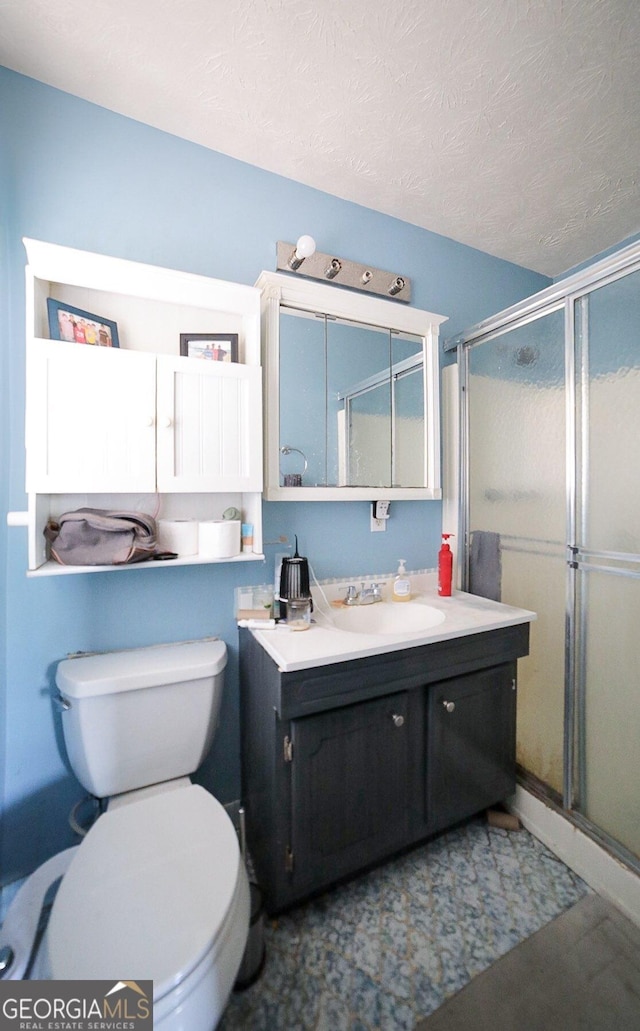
[278,536,313,619]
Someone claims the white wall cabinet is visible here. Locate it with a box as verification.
[14,239,264,575]
[27,343,262,495]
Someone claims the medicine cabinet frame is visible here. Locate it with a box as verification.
[256,270,447,501]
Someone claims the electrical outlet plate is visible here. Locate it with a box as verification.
[371,500,390,529]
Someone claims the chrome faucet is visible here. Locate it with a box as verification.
[341,582,384,605]
[358,582,383,605]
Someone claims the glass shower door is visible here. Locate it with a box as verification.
[466,310,567,795]
[574,268,640,861]
[461,243,640,872]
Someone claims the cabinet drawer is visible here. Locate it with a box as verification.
[277,623,529,719]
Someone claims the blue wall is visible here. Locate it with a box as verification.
[0,66,550,884]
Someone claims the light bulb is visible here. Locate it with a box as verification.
[287,234,317,270]
[295,235,316,259]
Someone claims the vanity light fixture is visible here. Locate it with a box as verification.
[287,235,316,270]
[276,241,411,302]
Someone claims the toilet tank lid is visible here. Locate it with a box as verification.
[56,638,227,699]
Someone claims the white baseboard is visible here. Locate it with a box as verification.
[510,785,640,928]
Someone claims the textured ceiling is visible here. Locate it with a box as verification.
[1,0,639,276]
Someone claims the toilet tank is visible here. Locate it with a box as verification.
[56,638,227,799]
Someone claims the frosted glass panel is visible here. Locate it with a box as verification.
[576,265,640,861]
[579,572,640,857]
[463,253,640,866]
[468,310,566,793]
[581,269,640,553]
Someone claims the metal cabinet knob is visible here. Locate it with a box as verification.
[392,713,405,727]
[442,700,455,713]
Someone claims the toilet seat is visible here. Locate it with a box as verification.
[46,785,247,1006]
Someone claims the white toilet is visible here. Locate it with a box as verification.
[33,638,249,1031]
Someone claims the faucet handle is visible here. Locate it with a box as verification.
[343,585,359,604]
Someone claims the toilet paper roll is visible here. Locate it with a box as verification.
[157,519,199,556]
[198,520,241,559]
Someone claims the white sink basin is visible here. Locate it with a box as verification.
[319,601,446,636]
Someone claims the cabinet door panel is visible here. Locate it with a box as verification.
[290,692,409,891]
[429,664,516,831]
[26,340,157,492]
[156,357,262,492]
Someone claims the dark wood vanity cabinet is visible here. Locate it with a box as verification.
[239,623,528,914]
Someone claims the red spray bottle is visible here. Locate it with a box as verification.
[438,534,454,597]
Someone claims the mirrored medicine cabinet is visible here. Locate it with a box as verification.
[255,271,447,501]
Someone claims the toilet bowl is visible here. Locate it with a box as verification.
[0,638,251,1030]
[39,784,249,1031]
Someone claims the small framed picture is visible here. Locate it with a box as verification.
[47,298,120,347]
[180,333,239,362]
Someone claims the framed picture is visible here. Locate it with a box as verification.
[180,332,239,363]
[47,298,120,348]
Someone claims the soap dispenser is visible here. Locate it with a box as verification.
[438,534,454,597]
[392,559,411,602]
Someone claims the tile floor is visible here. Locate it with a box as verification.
[415,893,640,1031]
[220,817,590,1030]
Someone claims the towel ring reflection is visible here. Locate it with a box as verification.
[280,444,308,487]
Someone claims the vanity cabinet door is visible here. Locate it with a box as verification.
[289,692,410,894]
[26,339,157,492]
[27,343,262,495]
[428,664,516,832]
[156,356,262,492]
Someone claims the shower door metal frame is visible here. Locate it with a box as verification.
[448,236,640,874]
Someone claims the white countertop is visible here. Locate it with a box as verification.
[246,572,536,673]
